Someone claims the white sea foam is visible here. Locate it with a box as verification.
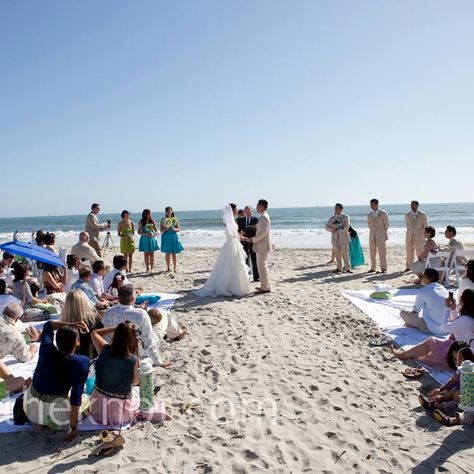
[2,227,474,251]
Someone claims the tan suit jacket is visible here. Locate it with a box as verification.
[367,210,389,241]
[325,213,350,246]
[85,212,108,245]
[405,211,427,241]
[70,241,101,263]
[252,211,272,254]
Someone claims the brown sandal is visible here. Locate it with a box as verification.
[402,367,426,379]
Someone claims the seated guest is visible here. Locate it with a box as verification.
[0,303,39,362]
[64,255,81,292]
[410,226,438,283]
[1,252,15,287]
[441,225,464,267]
[23,320,89,436]
[102,285,171,368]
[0,360,31,393]
[392,289,474,370]
[102,255,130,294]
[32,230,47,247]
[61,290,103,359]
[43,232,59,256]
[90,260,117,302]
[418,341,474,416]
[71,267,109,310]
[11,263,47,308]
[88,322,140,425]
[0,279,20,314]
[458,260,474,305]
[148,308,187,344]
[42,264,65,294]
[70,232,101,263]
[109,272,126,298]
[400,268,449,335]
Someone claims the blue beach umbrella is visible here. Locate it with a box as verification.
[0,241,65,267]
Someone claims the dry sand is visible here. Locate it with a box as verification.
[1,245,474,473]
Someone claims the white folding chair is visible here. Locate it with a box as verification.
[425,251,450,286]
[450,249,474,286]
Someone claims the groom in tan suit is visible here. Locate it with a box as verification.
[247,199,273,294]
[325,203,351,273]
[367,199,389,273]
[404,200,428,271]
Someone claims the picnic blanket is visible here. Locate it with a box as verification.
[340,288,452,385]
[0,292,180,433]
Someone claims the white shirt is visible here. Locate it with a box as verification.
[102,304,161,365]
[0,294,21,315]
[443,308,474,346]
[89,273,105,297]
[64,268,79,293]
[458,277,474,304]
[413,283,449,335]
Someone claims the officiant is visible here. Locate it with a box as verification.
[237,205,260,282]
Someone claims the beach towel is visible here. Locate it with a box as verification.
[0,292,180,433]
[340,288,452,385]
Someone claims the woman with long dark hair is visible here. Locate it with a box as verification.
[23,320,90,438]
[458,260,474,304]
[138,209,159,272]
[160,206,184,272]
[117,210,136,272]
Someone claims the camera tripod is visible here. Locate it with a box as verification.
[101,231,116,253]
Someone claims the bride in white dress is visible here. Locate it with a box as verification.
[196,204,251,297]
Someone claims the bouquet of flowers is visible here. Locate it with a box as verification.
[145,223,155,235]
[162,217,177,229]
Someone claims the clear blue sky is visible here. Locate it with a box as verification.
[1,1,473,217]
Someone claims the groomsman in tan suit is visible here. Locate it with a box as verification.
[325,203,352,273]
[404,200,428,271]
[84,203,110,258]
[367,199,389,273]
[247,199,273,294]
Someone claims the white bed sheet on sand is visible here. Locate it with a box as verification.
[0,292,180,434]
[340,288,452,386]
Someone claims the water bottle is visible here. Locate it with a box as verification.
[458,360,474,412]
[139,358,155,412]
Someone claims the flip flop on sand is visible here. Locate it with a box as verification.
[402,367,426,379]
[369,337,392,347]
[433,410,461,427]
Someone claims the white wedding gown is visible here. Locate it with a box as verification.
[196,205,251,297]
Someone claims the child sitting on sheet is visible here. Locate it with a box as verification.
[418,341,473,415]
[148,308,187,344]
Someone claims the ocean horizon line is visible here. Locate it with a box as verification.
[1,201,474,221]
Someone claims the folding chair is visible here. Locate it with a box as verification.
[451,249,474,286]
[425,251,450,286]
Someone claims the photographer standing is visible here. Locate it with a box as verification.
[85,203,110,258]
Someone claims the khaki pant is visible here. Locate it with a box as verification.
[256,252,270,291]
[400,310,430,333]
[406,232,425,267]
[89,239,103,258]
[334,241,350,271]
[369,234,387,271]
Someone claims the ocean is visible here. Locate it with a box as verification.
[1,203,473,251]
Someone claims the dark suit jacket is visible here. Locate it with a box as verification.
[237,216,258,234]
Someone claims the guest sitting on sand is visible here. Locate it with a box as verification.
[409,226,438,283]
[90,260,117,302]
[0,303,39,362]
[418,341,474,416]
[11,263,48,313]
[61,290,103,359]
[42,263,65,294]
[102,284,172,368]
[43,232,59,256]
[71,232,101,263]
[71,267,109,310]
[64,255,81,292]
[392,289,474,370]
[0,360,31,393]
[0,279,20,314]
[458,260,474,305]
[23,320,89,438]
[1,252,15,286]
[399,268,448,335]
[108,272,126,298]
[103,255,129,293]
[148,308,187,344]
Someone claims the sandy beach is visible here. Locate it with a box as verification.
[2,245,474,473]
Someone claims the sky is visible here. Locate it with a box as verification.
[1,0,473,217]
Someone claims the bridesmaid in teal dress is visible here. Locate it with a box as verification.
[138,209,159,273]
[349,226,365,268]
[160,206,184,272]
